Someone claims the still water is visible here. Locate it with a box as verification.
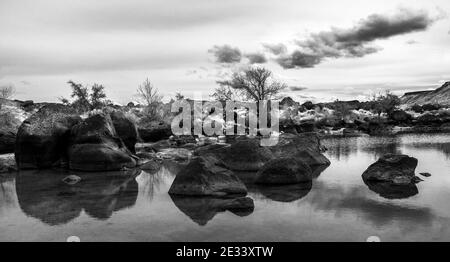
[1,134,449,242]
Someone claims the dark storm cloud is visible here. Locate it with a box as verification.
[262,43,287,55]
[245,53,267,64]
[276,9,434,69]
[289,86,308,91]
[209,45,242,64]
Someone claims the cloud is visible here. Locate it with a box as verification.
[276,9,435,69]
[289,86,308,91]
[245,53,267,64]
[262,43,287,55]
[208,45,242,64]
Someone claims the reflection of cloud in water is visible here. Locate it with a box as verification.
[307,181,435,230]
[15,169,139,225]
[323,136,403,161]
[170,195,254,226]
[136,160,183,201]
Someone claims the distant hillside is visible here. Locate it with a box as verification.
[401,82,450,106]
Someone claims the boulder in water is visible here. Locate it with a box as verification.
[255,157,312,185]
[68,113,136,171]
[169,155,247,196]
[362,154,419,185]
[15,104,82,169]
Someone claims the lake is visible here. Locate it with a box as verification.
[1,133,449,242]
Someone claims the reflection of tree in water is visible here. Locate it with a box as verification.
[15,169,139,225]
[359,136,402,160]
[322,137,358,161]
[136,160,183,201]
[405,143,450,159]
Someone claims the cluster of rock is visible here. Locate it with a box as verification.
[14,104,139,172]
[168,133,331,199]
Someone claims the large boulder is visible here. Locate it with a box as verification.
[269,133,330,167]
[362,154,419,185]
[109,110,138,153]
[0,129,16,154]
[168,155,247,196]
[15,104,82,169]
[255,157,312,185]
[138,121,172,142]
[221,139,274,171]
[68,113,137,171]
[389,110,412,123]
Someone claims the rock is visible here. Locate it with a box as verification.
[219,138,274,171]
[62,175,81,185]
[15,104,82,169]
[109,110,138,153]
[170,195,254,226]
[362,154,419,185]
[169,155,247,196]
[68,113,136,171]
[140,159,162,172]
[155,148,192,161]
[389,110,412,123]
[0,154,17,173]
[255,157,312,185]
[0,130,16,154]
[138,121,172,142]
[420,172,432,177]
[269,133,331,167]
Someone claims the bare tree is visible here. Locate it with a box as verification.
[136,78,163,119]
[214,67,287,101]
[0,85,15,99]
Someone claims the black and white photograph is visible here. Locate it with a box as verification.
[1,0,450,246]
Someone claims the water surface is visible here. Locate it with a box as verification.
[1,133,449,241]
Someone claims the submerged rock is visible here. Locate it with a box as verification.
[255,157,312,185]
[362,154,419,185]
[15,104,82,169]
[68,113,136,171]
[170,195,254,226]
[62,175,82,185]
[249,182,312,202]
[169,155,247,196]
[420,172,432,177]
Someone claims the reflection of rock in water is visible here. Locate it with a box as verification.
[170,195,254,226]
[16,169,139,225]
[250,182,312,202]
[363,179,418,199]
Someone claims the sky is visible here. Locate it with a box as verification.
[0,0,449,104]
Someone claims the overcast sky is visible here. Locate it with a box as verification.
[0,0,449,103]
